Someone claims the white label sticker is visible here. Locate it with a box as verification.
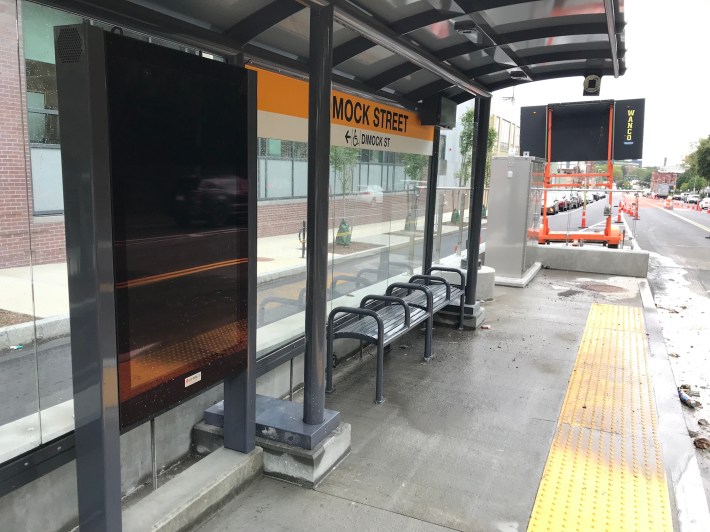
[184,372,202,388]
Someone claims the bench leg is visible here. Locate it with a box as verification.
[423,315,433,361]
[458,294,465,330]
[326,329,335,394]
[375,335,385,404]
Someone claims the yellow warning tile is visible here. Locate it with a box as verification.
[528,304,672,532]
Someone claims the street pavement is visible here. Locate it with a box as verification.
[628,195,710,504]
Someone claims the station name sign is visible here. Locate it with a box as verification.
[252,67,435,156]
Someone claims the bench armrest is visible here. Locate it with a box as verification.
[427,266,465,288]
[386,282,434,312]
[360,294,410,328]
[409,274,451,301]
[328,306,383,333]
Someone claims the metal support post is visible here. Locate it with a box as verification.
[423,128,441,274]
[223,61,257,454]
[303,3,333,426]
[55,24,122,531]
[465,97,491,304]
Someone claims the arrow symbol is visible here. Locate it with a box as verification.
[345,130,351,144]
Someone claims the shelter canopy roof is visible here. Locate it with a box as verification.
[55,0,625,108]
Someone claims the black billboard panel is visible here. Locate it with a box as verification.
[549,101,612,162]
[519,105,547,158]
[613,99,645,160]
[103,34,251,429]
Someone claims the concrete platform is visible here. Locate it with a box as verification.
[198,269,707,531]
[123,447,262,532]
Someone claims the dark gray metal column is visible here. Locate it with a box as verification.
[303,3,333,426]
[223,65,257,453]
[54,23,121,531]
[423,128,441,274]
[465,97,491,304]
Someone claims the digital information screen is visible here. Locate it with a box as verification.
[104,34,251,429]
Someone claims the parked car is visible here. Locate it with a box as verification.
[686,194,701,204]
[557,195,568,211]
[700,197,710,210]
[173,175,247,227]
[672,193,683,201]
[541,194,560,215]
[356,185,383,205]
[568,193,581,209]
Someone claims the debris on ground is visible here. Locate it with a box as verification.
[689,430,700,438]
[698,419,709,427]
[9,345,23,350]
[693,437,710,450]
[679,389,702,409]
[669,352,680,358]
[480,325,491,330]
[399,345,409,350]
[680,384,701,397]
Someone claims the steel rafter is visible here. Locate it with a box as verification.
[223,1,304,44]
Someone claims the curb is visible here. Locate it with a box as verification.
[639,279,710,531]
[0,314,70,351]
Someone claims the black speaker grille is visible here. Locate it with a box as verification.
[56,28,83,64]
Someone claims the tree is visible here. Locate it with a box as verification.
[330,146,359,193]
[455,107,497,187]
[330,146,359,218]
[402,153,428,183]
[678,137,710,190]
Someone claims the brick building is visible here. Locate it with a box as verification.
[650,167,682,195]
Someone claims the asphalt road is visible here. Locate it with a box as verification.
[546,196,615,234]
[0,337,73,426]
[631,197,710,294]
[630,196,710,502]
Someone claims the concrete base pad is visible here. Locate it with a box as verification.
[494,261,541,288]
[122,447,262,532]
[204,395,341,450]
[537,245,649,277]
[259,423,351,488]
[435,301,486,330]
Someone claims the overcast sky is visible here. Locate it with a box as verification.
[488,0,710,168]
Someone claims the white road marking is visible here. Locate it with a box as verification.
[640,199,710,233]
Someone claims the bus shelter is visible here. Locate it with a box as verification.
[0,1,628,530]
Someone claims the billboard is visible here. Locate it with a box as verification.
[612,99,645,160]
[58,29,254,430]
[520,99,646,162]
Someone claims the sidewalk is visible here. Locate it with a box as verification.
[197,268,710,532]
[0,211,469,319]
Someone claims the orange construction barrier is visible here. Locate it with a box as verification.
[616,201,623,222]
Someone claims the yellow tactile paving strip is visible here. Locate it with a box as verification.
[528,304,672,532]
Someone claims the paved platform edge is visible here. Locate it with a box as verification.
[122,447,263,532]
[639,279,710,532]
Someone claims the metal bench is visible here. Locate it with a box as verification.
[326,284,433,404]
[404,266,466,330]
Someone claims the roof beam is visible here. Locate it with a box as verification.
[368,63,421,90]
[223,1,304,43]
[485,66,616,92]
[331,0,490,97]
[602,0,621,77]
[331,0,532,66]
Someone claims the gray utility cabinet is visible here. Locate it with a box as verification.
[486,156,544,287]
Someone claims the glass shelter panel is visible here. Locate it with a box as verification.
[0,0,42,465]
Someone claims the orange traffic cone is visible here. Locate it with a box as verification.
[579,209,587,229]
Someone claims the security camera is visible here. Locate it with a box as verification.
[583,74,601,96]
[453,20,477,34]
